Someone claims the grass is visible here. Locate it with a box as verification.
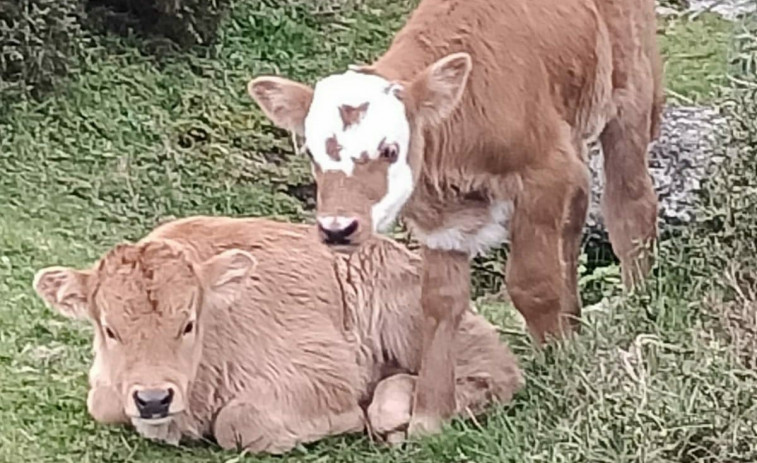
[1,1,756,462]
[658,12,737,103]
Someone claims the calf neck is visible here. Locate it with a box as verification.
[249,0,663,435]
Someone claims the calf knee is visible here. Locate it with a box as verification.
[506,271,562,314]
[506,275,569,341]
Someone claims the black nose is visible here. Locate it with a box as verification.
[133,388,173,419]
[318,220,359,245]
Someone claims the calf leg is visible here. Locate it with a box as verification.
[600,82,659,289]
[370,313,523,444]
[408,248,470,436]
[507,142,589,343]
[453,312,524,414]
[214,398,364,455]
[367,373,415,445]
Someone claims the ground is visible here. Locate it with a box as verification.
[1,1,756,462]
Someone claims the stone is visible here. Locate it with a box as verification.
[656,0,756,20]
[687,0,756,20]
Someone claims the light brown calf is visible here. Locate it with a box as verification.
[248,0,662,434]
[33,216,522,453]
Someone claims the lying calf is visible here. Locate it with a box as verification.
[33,216,523,454]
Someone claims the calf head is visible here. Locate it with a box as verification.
[33,240,256,427]
[248,53,472,250]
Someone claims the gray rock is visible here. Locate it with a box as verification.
[656,0,756,20]
[586,105,728,242]
[687,0,756,20]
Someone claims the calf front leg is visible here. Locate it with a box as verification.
[453,312,524,414]
[370,313,524,447]
[600,85,659,289]
[408,247,470,436]
[367,373,416,445]
[506,146,589,343]
[214,399,364,455]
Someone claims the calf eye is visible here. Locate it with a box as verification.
[104,327,117,340]
[183,321,195,336]
[379,143,399,163]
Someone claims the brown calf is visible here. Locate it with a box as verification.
[248,0,662,434]
[33,216,522,453]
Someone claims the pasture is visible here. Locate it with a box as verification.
[1,1,756,461]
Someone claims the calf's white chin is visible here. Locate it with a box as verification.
[132,417,182,446]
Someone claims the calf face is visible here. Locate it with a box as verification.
[248,53,472,250]
[33,240,255,426]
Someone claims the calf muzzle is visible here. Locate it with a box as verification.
[317,216,359,245]
[133,388,174,420]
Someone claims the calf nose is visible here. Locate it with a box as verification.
[317,216,359,245]
[133,388,173,419]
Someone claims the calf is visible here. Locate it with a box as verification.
[33,216,522,454]
[248,0,662,434]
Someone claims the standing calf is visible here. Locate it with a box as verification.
[33,216,522,454]
[249,0,662,434]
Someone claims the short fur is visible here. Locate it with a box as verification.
[33,216,523,454]
[248,0,662,434]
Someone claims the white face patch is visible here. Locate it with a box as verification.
[371,160,414,232]
[304,71,414,232]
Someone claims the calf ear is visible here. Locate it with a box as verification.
[248,76,314,136]
[409,52,472,127]
[197,250,257,308]
[33,267,92,319]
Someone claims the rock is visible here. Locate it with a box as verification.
[585,105,728,243]
[656,5,682,16]
[656,0,756,20]
[687,0,756,20]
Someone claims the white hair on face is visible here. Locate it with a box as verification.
[372,162,413,232]
[304,70,415,231]
[304,71,410,172]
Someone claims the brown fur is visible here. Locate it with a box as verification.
[33,216,523,454]
[379,0,661,430]
[325,135,342,161]
[248,0,662,433]
[339,102,370,130]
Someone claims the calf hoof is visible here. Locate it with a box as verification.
[407,413,443,437]
[621,250,653,291]
[367,374,415,445]
[385,430,408,446]
[522,305,582,346]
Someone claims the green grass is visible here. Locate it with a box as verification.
[1,1,756,462]
[658,12,739,103]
